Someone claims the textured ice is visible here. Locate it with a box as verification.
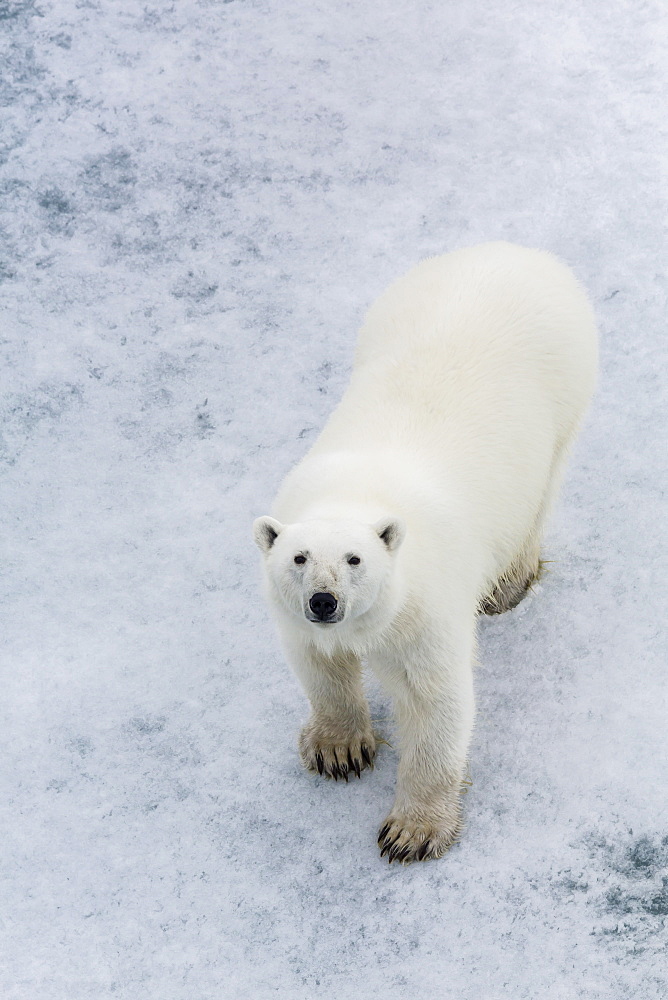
[1,1,667,997]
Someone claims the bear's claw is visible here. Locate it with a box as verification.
[377,822,391,843]
[377,811,461,864]
[299,727,376,781]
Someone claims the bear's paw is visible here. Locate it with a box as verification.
[377,805,462,863]
[299,724,376,782]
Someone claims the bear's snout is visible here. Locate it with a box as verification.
[308,592,338,622]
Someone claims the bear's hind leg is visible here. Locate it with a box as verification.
[479,439,572,616]
[478,536,543,615]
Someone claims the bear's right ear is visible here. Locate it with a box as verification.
[253,516,284,554]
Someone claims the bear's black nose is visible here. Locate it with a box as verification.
[309,592,338,620]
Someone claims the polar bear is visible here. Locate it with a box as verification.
[253,242,598,863]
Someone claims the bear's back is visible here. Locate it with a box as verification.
[279,243,597,539]
[355,242,596,384]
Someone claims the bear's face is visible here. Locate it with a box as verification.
[253,516,405,630]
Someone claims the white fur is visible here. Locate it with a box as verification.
[254,242,598,863]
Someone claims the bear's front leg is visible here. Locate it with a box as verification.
[281,634,376,781]
[370,620,475,862]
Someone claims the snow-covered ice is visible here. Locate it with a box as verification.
[1,1,666,997]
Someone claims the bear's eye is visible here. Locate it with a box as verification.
[294,554,306,565]
[347,555,361,566]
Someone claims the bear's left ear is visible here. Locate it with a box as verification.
[374,517,406,552]
[253,516,284,554]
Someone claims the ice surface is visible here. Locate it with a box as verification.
[1,1,667,997]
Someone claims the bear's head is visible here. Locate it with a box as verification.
[253,516,405,635]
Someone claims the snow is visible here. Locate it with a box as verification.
[1,0,666,997]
